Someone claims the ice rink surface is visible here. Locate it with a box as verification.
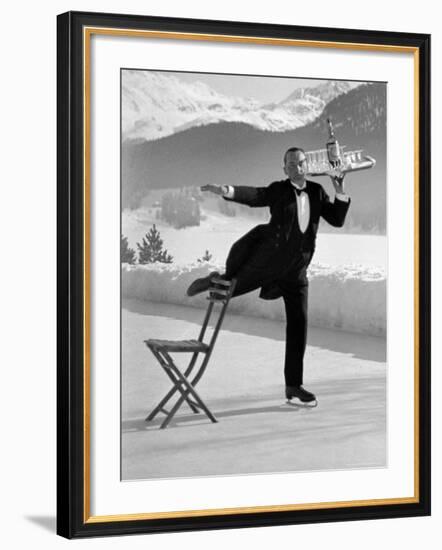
[122,300,386,481]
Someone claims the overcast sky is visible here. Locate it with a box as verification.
[166,71,363,104]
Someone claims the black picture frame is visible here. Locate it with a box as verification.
[57,10,431,539]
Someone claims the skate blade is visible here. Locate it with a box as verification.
[285,398,318,409]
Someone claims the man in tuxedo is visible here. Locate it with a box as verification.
[187,147,350,404]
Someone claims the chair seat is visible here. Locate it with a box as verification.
[145,338,210,353]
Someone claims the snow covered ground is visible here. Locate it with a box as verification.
[122,300,386,481]
[122,262,386,336]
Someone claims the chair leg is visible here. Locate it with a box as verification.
[145,383,198,421]
[145,347,217,428]
[146,348,199,422]
[162,389,217,429]
[160,359,217,429]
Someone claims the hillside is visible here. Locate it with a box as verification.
[122,83,386,233]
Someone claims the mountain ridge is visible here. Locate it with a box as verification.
[122,70,358,142]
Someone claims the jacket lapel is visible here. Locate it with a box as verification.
[282,180,298,239]
[304,180,319,225]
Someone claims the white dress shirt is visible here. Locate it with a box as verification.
[292,183,310,233]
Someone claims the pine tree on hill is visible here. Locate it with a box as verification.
[121,234,136,264]
[137,224,173,264]
[197,250,213,263]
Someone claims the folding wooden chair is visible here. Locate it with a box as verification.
[144,277,236,429]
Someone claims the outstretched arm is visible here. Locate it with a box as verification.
[201,183,278,208]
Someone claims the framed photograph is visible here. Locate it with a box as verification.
[57,11,431,538]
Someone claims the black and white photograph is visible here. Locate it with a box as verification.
[0,0,438,544]
[121,69,387,481]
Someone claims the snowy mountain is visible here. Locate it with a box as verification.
[122,82,386,233]
[280,80,354,106]
[122,70,357,142]
[311,82,387,136]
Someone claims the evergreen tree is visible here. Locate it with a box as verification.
[137,224,173,264]
[121,234,136,264]
[197,250,213,263]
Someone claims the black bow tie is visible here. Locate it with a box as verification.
[293,186,306,196]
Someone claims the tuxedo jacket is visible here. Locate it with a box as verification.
[224,179,351,299]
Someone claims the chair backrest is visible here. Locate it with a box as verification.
[197,276,236,354]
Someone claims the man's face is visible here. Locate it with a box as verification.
[284,150,307,184]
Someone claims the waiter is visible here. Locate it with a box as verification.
[187,147,350,405]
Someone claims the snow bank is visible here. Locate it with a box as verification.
[122,262,386,337]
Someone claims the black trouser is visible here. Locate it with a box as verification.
[227,268,309,387]
[279,282,308,387]
[223,227,309,387]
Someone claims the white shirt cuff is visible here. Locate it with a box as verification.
[336,193,350,202]
[223,185,235,199]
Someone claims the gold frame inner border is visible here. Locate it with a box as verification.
[82,26,421,524]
